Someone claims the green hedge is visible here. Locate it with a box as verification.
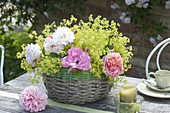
[0,29,33,82]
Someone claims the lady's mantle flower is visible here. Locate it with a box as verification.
[103,51,123,77]
[19,86,48,112]
[61,47,92,72]
[44,27,75,54]
[25,44,42,66]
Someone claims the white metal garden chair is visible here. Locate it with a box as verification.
[145,38,170,78]
[0,45,4,85]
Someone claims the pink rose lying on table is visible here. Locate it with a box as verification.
[61,47,92,72]
[19,86,48,112]
[103,51,123,77]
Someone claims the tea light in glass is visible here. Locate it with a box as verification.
[114,83,143,113]
[120,83,137,103]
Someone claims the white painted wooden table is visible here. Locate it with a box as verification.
[0,73,170,113]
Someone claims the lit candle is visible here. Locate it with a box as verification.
[120,83,137,103]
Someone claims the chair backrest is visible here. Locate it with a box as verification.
[0,45,4,85]
[145,38,170,79]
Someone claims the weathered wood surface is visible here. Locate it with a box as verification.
[0,73,170,113]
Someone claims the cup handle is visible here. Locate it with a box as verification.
[148,72,156,80]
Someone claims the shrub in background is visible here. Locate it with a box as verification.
[0,28,33,82]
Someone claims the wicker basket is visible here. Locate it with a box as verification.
[43,68,111,105]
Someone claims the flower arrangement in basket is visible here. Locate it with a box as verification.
[17,15,133,105]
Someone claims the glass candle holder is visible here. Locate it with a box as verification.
[114,95,144,113]
[120,83,137,103]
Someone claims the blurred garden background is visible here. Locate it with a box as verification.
[0,0,170,82]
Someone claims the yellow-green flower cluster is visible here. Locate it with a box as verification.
[17,14,133,83]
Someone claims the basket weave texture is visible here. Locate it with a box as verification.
[44,68,111,105]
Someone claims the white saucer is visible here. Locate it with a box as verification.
[137,81,170,98]
[144,79,170,92]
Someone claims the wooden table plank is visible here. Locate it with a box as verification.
[0,73,170,113]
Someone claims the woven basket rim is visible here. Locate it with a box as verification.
[44,68,107,81]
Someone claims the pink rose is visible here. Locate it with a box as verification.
[61,47,91,72]
[103,52,123,77]
[19,86,48,112]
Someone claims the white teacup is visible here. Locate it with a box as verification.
[149,70,170,88]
